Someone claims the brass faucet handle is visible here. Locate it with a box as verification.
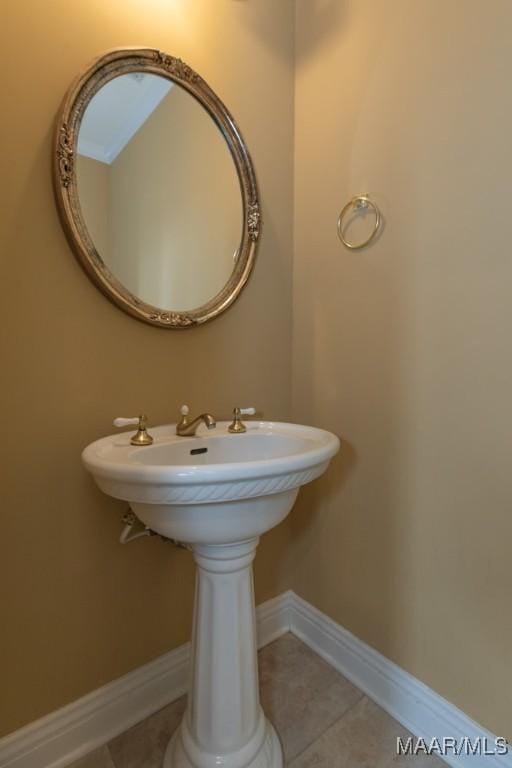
[177,404,190,430]
[113,414,154,446]
[228,407,256,434]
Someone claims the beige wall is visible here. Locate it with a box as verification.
[292,0,512,739]
[1,0,294,735]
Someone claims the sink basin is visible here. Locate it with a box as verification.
[82,420,339,768]
[82,421,339,544]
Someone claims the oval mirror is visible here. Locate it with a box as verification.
[53,49,260,328]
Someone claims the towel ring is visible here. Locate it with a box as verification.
[337,195,381,250]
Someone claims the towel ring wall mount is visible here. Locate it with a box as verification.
[337,194,381,250]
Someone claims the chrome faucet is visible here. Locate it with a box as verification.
[176,405,216,437]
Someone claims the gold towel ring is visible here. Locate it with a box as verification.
[337,195,381,250]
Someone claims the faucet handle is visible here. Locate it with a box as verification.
[113,417,139,428]
[228,406,256,434]
[114,415,153,446]
[178,404,190,429]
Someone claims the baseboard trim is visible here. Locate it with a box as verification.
[288,593,512,768]
[1,590,509,768]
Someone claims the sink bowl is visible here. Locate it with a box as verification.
[82,421,339,544]
[82,419,339,768]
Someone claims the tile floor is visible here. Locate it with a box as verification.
[70,633,446,768]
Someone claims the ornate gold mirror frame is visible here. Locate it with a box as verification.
[53,48,261,328]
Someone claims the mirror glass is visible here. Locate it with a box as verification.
[75,73,243,312]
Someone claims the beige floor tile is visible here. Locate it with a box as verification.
[68,746,115,768]
[108,696,186,768]
[260,633,340,693]
[287,697,446,768]
[260,633,363,760]
[258,634,334,699]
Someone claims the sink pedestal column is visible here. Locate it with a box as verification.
[164,538,282,768]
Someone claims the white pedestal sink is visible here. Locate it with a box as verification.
[83,421,339,768]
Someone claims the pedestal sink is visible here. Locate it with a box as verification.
[83,420,339,768]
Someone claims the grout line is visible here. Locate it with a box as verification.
[285,695,366,767]
[285,681,367,766]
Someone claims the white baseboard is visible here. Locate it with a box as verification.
[288,593,512,768]
[1,590,509,768]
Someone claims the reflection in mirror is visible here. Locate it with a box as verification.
[76,73,243,311]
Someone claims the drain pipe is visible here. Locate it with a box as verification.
[119,509,190,550]
[120,510,151,543]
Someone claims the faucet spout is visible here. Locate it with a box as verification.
[176,413,216,437]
